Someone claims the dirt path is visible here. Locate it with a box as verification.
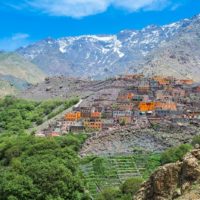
[29,99,82,134]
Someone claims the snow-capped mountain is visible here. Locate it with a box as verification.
[17,14,200,80]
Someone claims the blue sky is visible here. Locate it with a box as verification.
[0,0,200,51]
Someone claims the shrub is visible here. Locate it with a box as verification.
[191,135,200,147]
[35,118,43,125]
[96,187,121,200]
[161,144,192,165]
[120,177,143,195]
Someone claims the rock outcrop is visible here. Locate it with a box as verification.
[134,148,200,200]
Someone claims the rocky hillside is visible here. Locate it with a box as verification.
[138,15,200,82]
[16,14,200,80]
[18,76,133,101]
[134,148,200,200]
[80,123,200,156]
[0,52,46,96]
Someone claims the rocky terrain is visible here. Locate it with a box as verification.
[134,148,200,200]
[0,52,45,96]
[16,14,200,81]
[80,121,200,156]
[19,76,135,101]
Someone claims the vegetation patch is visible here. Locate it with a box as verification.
[0,134,89,200]
[160,144,192,165]
[81,153,161,199]
[0,96,79,135]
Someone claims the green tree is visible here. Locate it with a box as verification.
[96,187,122,200]
[161,144,192,164]
[120,177,143,195]
[0,134,89,200]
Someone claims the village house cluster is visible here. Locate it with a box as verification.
[37,75,200,137]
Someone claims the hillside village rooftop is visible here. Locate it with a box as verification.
[36,75,200,137]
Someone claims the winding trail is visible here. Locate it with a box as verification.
[29,99,82,134]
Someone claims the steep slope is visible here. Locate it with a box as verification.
[18,76,132,100]
[134,148,200,200]
[0,52,45,84]
[0,79,18,97]
[0,52,46,96]
[16,15,195,79]
[138,15,200,82]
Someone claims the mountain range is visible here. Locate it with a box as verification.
[1,13,200,97]
[16,14,200,81]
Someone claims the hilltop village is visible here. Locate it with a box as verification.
[35,75,200,137]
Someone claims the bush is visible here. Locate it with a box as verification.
[143,154,161,179]
[191,135,200,147]
[35,117,43,125]
[161,144,192,165]
[120,177,143,195]
[96,187,122,200]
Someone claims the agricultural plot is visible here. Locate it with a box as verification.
[81,153,160,199]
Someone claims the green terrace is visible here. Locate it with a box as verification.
[81,152,161,199]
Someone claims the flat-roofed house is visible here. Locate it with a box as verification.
[65,112,81,121]
[113,110,133,124]
[84,119,102,130]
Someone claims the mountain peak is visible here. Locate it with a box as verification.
[16,13,200,81]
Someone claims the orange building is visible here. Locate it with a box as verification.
[139,101,177,112]
[65,112,81,121]
[139,102,156,112]
[84,119,102,130]
[155,102,177,111]
[118,92,134,100]
[180,79,194,85]
[176,79,193,85]
[153,76,169,85]
[91,112,101,118]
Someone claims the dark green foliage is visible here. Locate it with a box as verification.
[191,135,200,146]
[96,177,143,200]
[142,153,161,179]
[161,144,192,165]
[96,187,122,200]
[0,134,89,200]
[0,96,79,134]
[120,177,143,195]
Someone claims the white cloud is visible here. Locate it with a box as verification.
[4,0,176,18]
[114,0,169,11]
[0,33,30,51]
[12,33,30,40]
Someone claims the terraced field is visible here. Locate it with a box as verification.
[81,153,161,199]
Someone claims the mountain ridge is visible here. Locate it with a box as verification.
[16,14,200,81]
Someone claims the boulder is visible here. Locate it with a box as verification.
[134,149,200,200]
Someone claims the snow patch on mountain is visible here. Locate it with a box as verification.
[16,14,199,79]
